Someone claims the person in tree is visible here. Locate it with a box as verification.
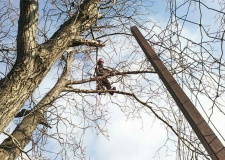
[95,58,116,95]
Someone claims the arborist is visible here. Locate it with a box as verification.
[95,58,116,95]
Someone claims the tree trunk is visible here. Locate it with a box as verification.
[0,76,66,160]
[0,0,99,134]
[0,52,74,160]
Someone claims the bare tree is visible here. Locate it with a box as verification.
[0,0,224,159]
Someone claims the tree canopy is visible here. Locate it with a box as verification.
[0,0,225,159]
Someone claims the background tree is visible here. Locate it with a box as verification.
[0,0,225,160]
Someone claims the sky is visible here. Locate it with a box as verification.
[0,0,225,160]
[81,1,225,160]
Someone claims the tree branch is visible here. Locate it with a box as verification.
[69,38,105,47]
[1,132,32,160]
[39,0,100,63]
[0,51,76,159]
[66,70,156,85]
[0,0,100,135]
[17,0,38,59]
[62,88,208,156]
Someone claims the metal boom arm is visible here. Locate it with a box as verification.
[131,26,225,160]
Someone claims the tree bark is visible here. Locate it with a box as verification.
[0,52,73,160]
[0,0,99,134]
[0,74,66,160]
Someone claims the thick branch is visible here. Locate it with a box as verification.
[0,53,75,160]
[0,0,100,134]
[17,0,38,60]
[1,132,31,160]
[39,0,100,64]
[69,38,105,47]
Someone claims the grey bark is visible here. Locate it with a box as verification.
[0,60,69,160]
[0,0,99,135]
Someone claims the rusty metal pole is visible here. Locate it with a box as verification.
[131,26,225,160]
